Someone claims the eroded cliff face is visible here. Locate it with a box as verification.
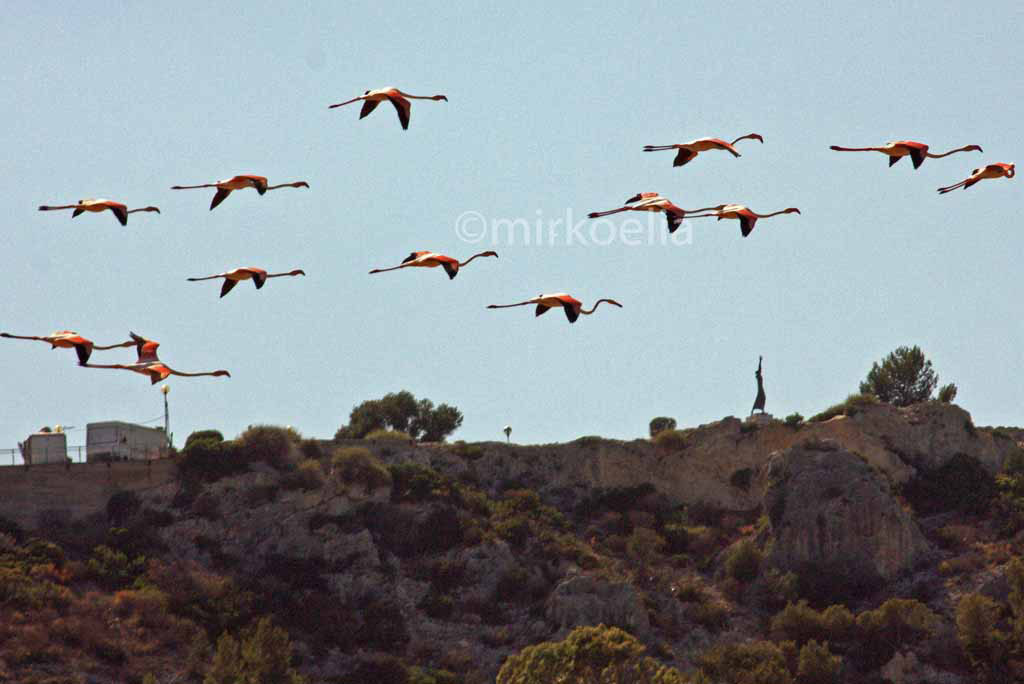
[761,440,933,581]
[377,402,1016,513]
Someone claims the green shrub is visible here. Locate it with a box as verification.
[497,625,687,684]
[205,616,305,684]
[332,447,392,494]
[784,413,804,428]
[365,429,412,442]
[697,640,793,684]
[938,383,958,403]
[178,437,242,483]
[796,640,840,684]
[388,463,446,502]
[725,540,762,583]
[408,667,460,684]
[626,527,666,563]
[649,416,677,437]
[855,598,938,669]
[281,459,325,491]
[451,440,485,460]
[956,593,1006,676]
[238,425,299,471]
[86,545,146,590]
[653,429,688,451]
[808,393,878,423]
[185,429,224,449]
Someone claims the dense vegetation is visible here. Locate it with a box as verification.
[3,401,1023,683]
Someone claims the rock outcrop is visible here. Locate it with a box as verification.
[545,574,650,638]
[762,440,933,582]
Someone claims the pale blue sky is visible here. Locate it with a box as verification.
[1,2,1021,457]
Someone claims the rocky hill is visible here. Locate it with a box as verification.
[2,402,1023,683]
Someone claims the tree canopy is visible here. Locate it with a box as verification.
[859,345,942,407]
[336,391,463,442]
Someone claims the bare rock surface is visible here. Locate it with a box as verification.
[762,440,933,580]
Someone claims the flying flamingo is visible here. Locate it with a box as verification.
[938,163,1015,194]
[328,87,448,130]
[369,250,498,280]
[487,293,623,324]
[588,193,722,234]
[829,141,983,169]
[81,332,230,384]
[643,133,764,167]
[38,199,160,226]
[687,204,801,237]
[0,330,134,365]
[187,267,307,298]
[171,175,309,210]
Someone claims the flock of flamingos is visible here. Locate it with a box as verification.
[2,86,1017,385]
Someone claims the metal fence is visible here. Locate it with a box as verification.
[1,443,169,467]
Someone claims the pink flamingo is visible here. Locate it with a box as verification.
[328,87,448,130]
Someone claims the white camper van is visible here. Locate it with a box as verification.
[20,431,68,465]
[86,421,167,462]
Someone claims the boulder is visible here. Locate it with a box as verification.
[545,574,649,638]
[762,440,932,582]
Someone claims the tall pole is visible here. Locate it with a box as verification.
[161,385,171,452]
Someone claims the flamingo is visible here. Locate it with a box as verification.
[369,250,498,280]
[587,193,722,234]
[938,163,1015,194]
[328,87,448,130]
[487,293,622,324]
[171,175,309,210]
[81,332,230,384]
[643,133,764,167]
[687,204,801,237]
[829,141,982,169]
[0,330,134,365]
[38,199,160,226]
[187,267,307,298]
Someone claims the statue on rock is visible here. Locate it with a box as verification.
[751,356,766,416]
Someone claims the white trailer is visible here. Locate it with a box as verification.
[86,421,167,462]
[20,431,68,465]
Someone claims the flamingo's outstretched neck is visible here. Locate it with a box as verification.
[643,144,678,151]
[926,145,983,158]
[328,97,363,109]
[92,340,135,351]
[265,182,310,191]
[399,92,448,101]
[126,206,160,214]
[458,251,498,266]
[731,133,764,145]
[369,265,406,274]
[758,208,801,218]
[588,208,628,218]
[1,333,44,341]
[38,205,78,211]
[171,184,217,190]
[829,146,884,152]
[267,269,306,278]
[169,369,231,378]
[580,299,623,315]
[487,301,532,309]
